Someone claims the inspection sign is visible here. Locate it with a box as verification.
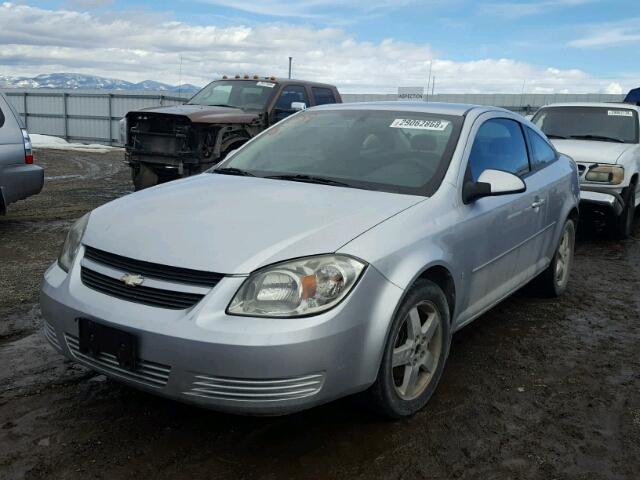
[397,87,425,101]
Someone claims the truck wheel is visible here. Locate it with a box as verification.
[132,164,159,191]
[366,279,451,418]
[611,186,636,239]
[535,218,575,297]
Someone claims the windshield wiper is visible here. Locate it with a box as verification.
[207,104,237,108]
[265,174,350,187]
[545,133,568,139]
[212,167,255,177]
[568,134,625,143]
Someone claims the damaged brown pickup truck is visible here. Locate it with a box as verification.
[122,77,342,189]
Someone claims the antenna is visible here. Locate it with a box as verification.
[432,76,436,97]
[178,54,183,98]
[425,60,433,102]
[288,57,293,79]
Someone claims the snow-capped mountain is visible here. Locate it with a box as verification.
[0,73,200,93]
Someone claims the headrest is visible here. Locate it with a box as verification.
[410,134,436,151]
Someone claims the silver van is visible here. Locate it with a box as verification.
[0,92,44,214]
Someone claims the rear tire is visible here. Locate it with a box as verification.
[610,186,636,239]
[535,218,575,297]
[366,279,451,418]
[132,164,159,191]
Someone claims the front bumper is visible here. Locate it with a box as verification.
[40,256,403,415]
[580,188,624,216]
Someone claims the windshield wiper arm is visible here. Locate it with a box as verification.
[568,134,625,143]
[265,174,350,187]
[212,167,255,177]
[545,133,568,139]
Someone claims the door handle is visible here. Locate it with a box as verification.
[531,199,545,209]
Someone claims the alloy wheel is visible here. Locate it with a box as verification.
[391,301,443,400]
[555,226,573,288]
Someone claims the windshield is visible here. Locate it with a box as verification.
[533,106,639,144]
[188,80,277,110]
[215,109,464,196]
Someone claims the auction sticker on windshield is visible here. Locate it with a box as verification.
[390,118,450,131]
[608,110,633,117]
[256,82,276,88]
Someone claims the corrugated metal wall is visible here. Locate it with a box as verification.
[1,88,627,145]
[2,89,190,145]
[341,93,625,109]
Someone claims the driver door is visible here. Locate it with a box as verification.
[454,117,548,323]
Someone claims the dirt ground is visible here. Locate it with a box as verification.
[1,149,639,480]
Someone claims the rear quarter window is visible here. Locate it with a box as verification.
[0,106,5,128]
[312,87,337,106]
[526,127,556,169]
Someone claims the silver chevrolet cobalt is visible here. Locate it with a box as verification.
[41,102,579,417]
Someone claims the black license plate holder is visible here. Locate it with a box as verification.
[78,318,137,370]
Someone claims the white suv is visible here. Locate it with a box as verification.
[532,102,640,238]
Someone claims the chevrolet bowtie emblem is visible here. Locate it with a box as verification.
[121,273,144,287]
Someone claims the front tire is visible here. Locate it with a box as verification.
[132,164,159,191]
[367,279,451,418]
[611,186,636,239]
[536,218,576,297]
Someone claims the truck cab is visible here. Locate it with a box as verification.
[123,77,342,190]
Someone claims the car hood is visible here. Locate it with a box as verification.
[82,174,424,274]
[131,104,260,124]
[550,139,634,165]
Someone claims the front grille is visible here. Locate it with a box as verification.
[183,373,325,403]
[84,246,223,288]
[81,267,204,310]
[65,334,171,388]
[43,320,61,350]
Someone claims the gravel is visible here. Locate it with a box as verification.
[1,148,639,479]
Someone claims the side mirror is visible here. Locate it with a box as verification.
[291,102,307,111]
[462,169,526,204]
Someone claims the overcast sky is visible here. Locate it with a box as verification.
[0,0,637,93]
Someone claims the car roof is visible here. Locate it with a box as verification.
[312,101,508,116]
[540,102,640,111]
[220,78,337,89]
[277,79,338,89]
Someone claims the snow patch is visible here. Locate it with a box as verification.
[30,134,120,153]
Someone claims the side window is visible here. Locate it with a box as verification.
[468,118,530,181]
[312,87,336,106]
[0,105,5,128]
[275,86,309,110]
[526,127,556,169]
[274,86,309,122]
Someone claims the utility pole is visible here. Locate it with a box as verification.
[288,57,293,79]
[425,60,433,102]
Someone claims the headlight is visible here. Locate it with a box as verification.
[228,255,366,317]
[585,165,624,184]
[58,213,90,272]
